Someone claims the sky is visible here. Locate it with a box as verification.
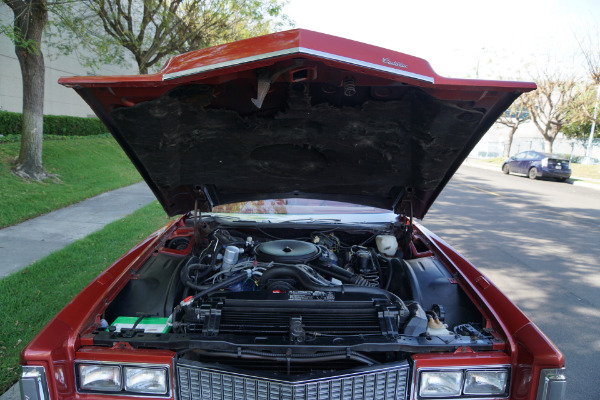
[282,0,600,80]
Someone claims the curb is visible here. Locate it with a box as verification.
[463,161,600,192]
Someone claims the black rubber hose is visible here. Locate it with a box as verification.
[191,271,247,301]
[370,248,383,283]
[388,257,405,292]
[315,259,355,279]
[258,265,404,305]
[310,263,356,284]
[180,257,213,291]
[208,240,220,271]
[380,255,394,291]
[213,230,246,246]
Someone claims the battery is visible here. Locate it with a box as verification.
[110,316,170,333]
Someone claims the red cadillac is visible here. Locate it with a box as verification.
[20,29,564,400]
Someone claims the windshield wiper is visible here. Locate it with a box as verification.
[279,218,342,223]
[207,214,274,223]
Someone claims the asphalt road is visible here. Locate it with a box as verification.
[424,165,600,400]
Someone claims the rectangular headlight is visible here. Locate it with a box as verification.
[419,371,462,397]
[124,367,168,394]
[464,369,509,395]
[78,364,121,391]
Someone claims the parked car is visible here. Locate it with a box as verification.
[502,151,571,181]
[20,30,565,400]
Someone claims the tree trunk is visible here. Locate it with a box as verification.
[9,0,51,181]
[544,138,553,153]
[504,125,518,158]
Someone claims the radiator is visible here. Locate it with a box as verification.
[177,360,410,400]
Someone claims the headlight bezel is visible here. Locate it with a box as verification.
[417,366,511,399]
[75,361,170,397]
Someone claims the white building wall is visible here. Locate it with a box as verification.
[0,4,137,118]
[471,120,600,161]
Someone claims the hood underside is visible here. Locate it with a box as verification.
[59,29,535,219]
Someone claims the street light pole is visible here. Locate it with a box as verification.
[583,84,600,163]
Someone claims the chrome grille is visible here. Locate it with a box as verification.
[177,361,409,400]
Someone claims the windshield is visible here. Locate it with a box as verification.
[213,199,390,214]
[211,199,396,223]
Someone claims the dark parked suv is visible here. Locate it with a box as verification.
[502,151,571,181]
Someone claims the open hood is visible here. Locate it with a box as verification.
[59,29,535,219]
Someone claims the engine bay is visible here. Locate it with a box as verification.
[93,214,500,375]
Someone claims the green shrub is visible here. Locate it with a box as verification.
[0,111,107,136]
[0,111,21,136]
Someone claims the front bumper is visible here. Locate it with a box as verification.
[19,361,567,400]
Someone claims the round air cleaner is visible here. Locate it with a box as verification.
[254,240,321,264]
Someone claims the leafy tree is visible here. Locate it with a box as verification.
[2,0,53,181]
[0,0,288,181]
[574,26,600,159]
[562,120,594,140]
[563,84,600,139]
[51,0,291,74]
[522,69,579,153]
[496,95,530,157]
[0,23,38,54]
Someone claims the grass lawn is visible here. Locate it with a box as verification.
[468,157,600,181]
[0,201,172,393]
[0,135,142,228]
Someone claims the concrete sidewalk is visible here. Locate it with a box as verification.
[0,181,156,279]
[0,181,156,400]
